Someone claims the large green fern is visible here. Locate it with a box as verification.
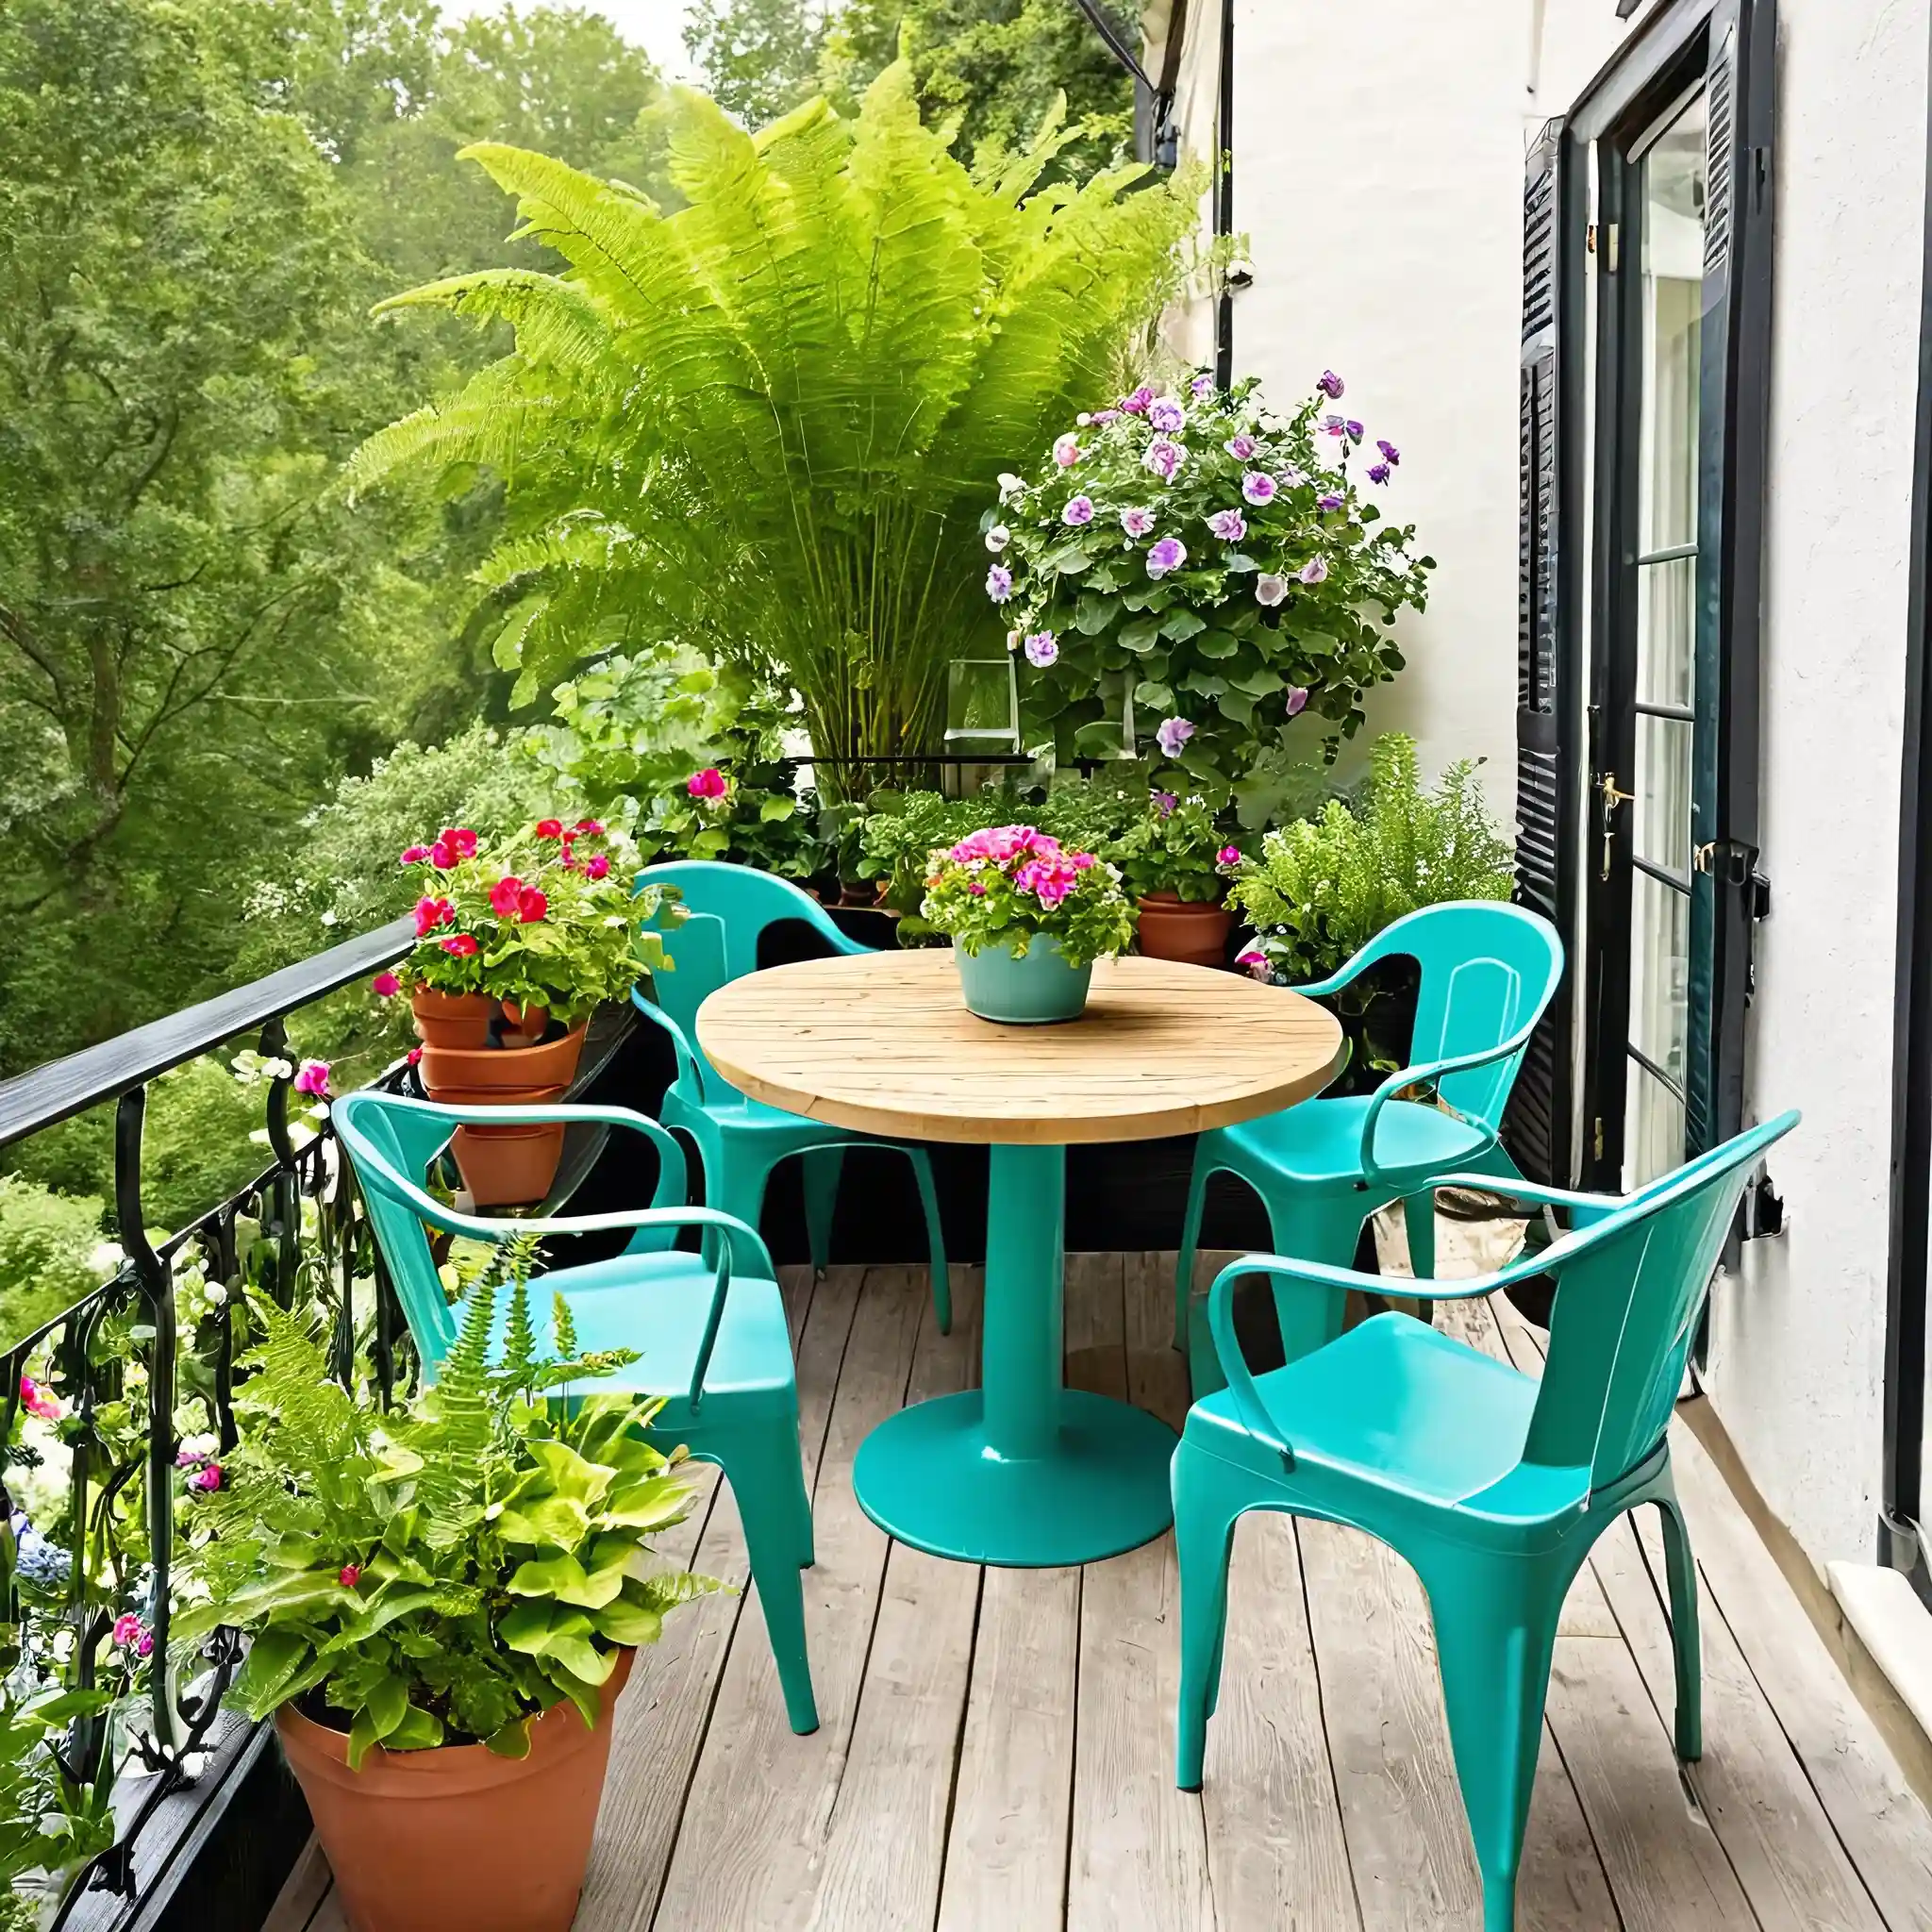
[347,65,1194,793]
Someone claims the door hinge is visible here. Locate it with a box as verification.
[1592,1116,1605,1160]
[1693,840,1770,916]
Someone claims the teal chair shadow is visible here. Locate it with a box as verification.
[1175,901,1564,1386]
[635,861,949,1331]
[334,1090,821,1736]
[1173,1110,1800,1931]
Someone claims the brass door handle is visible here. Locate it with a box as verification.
[1599,773,1635,878]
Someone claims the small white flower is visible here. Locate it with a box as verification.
[1256,574,1289,607]
[204,1283,228,1307]
[985,525,1011,553]
[997,472,1025,503]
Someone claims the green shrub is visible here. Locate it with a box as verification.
[0,1177,108,1351]
[1225,733,1513,983]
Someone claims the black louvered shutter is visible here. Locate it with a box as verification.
[1684,0,1774,1156]
[1505,119,1574,1186]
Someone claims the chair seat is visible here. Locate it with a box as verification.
[1190,1314,1584,1524]
[1216,1094,1492,1188]
[486,1249,796,1407]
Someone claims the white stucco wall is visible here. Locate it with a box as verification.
[1158,0,1932,1576]
[1704,0,1927,1572]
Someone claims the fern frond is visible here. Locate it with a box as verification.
[375,270,615,375]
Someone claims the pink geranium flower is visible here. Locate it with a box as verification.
[190,1464,223,1493]
[371,971,401,997]
[441,934,478,957]
[517,887,548,924]
[535,819,564,839]
[1217,845,1242,867]
[412,895,455,939]
[575,818,605,836]
[584,854,610,880]
[293,1061,329,1097]
[339,1564,362,1589]
[19,1374,61,1423]
[1237,948,1272,981]
[399,845,431,865]
[490,875,525,918]
[687,767,728,800]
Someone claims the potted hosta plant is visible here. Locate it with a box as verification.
[989,369,1434,814]
[171,1243,713,1932]
[922,826,1136,1023]
[1111,791,1244,967]
[371,819,676,1203]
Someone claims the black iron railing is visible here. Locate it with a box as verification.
[0,919,414,1925]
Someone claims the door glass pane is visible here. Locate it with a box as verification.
[1636,554,1695,708]
[1624,1061,1688,1190]
[1628,869,1690,1086]
[1632,713,1692,875]
[1639,98,1706,557]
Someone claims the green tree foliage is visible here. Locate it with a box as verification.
[0,1177,108,1352]
[684,0,829,129]
[347,66,1194,792]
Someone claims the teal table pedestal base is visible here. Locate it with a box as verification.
[853,1142,1178,1567]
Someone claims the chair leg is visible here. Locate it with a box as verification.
[1173,1444,1245,1791]
[1654,1488,1703,1761]
[718,1422,820,1736]
[1174,1152,1210,1353]
[1260,1192,1369,1364]
[706,1156,771,1239]
[801,1146,844,1275]
[905,1147,951,1335]
[1404,1189,1437,1292]
[1422,1556,1563,1932]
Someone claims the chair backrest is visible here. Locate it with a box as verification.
[1351,901,1564,1131]
[332,1090,467,1369]
[636,861,865,1091]
[1520,1111,1799,1496]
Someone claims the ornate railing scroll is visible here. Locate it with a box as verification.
[0,919,414,1925]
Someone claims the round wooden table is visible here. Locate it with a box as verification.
[697,949,1345,1567]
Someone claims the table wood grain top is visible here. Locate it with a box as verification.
[694,949,1346,1145]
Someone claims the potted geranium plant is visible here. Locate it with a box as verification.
[171,1241,713,1932]
[922,826,1136,1023]
[988,369,1434,813]
[371,819,676,1203]
[1110,791,1244,967]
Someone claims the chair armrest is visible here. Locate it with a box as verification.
[1423,1170,1624,1228]
[1204,1243,1565,1461]
[1358,1036,1526,1186]
[630,987,705,1100]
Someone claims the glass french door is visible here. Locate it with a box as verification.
[1586,82,1712,1190]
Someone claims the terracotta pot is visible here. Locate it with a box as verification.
[277,1649,633,1932]
[498,1000,550,1049]
[1136,892,1234,969]
[410,988,497,1051]
[416,1023,588,1207]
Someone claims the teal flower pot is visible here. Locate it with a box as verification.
[955,936,1092,1024]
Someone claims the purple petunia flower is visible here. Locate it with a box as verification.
[1152,789,1178,815]
[1377,440,1401,465]
[1316,370,1345,399]
[1256,574,1288,607]
[1367,462,1391,485]
[1322,413,1350,439]
[1063,494,1094,526]
[1024,630,1058,668]
[1191,374,1217,399]
[1146,536,1188,578]
[986,564,1013,602]
[1121,506,1156,538]
[1120,384,1155,414]
[1208,508,1247,541]
[1317,491,1343,512]
[1225,434,1257,460]
[1143,438,1187,482]
[1297,557,1329,586]
[1155,717,1195,758]
[1285,685,1310,717]
[1093,408,1123,425]
[1346,418,1364,440]
[1279,464,1308,489]
[1148,396,1187,434]
[1241,472,1277,506]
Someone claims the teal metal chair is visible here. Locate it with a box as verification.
[635,861,949,1331]
[1174,901,1564,1378]
[334,1090,821,1736]
[1173,1110,1800,1932]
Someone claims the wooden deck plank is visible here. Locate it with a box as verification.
[306,1893,346,1932]
[578,1267,846,1932]
[1069,1253,1216,1932]
[260,1836,330,1932]
[803,1267,983,1932]
[648,1265,924,1930]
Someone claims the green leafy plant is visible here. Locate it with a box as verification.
[0,1683,116,1925]
[344,64,1197,792]
[993,371,1434,805]
[921,825,1134,966]
[172,1240,715,1766]
[1109,791,1241,904]
[372,819,674,1021]
[1225,734,1513,984]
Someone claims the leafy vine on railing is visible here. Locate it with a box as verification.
[1,1015,413,1928]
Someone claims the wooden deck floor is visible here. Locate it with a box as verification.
[274,1253,1932,1932]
